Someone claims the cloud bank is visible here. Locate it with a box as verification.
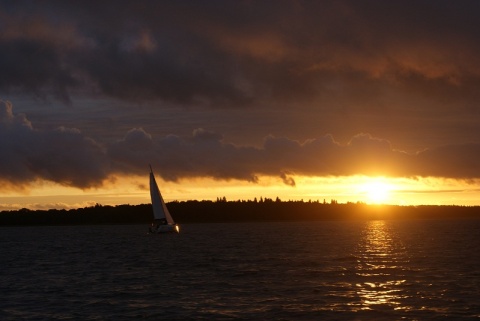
[1,0,480,109]
[0,101,109,188]
[1,101,480,190]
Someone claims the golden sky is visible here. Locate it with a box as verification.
[1,1,480,210]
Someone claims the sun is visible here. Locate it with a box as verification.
[362,179,392,204]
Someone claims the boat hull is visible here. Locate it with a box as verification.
[149,224,180,234]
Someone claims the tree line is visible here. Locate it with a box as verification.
[1,199,480,226]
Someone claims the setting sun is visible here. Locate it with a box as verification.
[361,179,392,204]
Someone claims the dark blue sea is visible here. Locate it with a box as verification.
[1,219,480,320]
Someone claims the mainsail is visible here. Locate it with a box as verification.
[149,167,175,225]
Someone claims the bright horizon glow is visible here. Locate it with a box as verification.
[359,178,393,204]
[1,175,480,211]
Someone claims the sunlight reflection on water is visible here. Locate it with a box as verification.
[354,220,410,312]
[1,221,479,320]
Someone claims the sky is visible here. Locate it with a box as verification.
[2,0,480,210]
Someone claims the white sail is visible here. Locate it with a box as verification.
[149,168,175,225]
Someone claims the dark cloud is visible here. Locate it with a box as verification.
[2,101,480,191]
[108,128,480,184]
[0,100,109,188]
[414,144,480,179]
[1,0,480,110]
[108,126,262,182]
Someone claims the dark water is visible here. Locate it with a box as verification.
[1,219,480,320]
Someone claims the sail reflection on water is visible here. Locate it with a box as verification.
[353,220,412,312]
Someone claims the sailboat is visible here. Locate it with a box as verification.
[148,165,179,233]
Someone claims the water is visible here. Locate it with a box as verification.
[1,219,480,320]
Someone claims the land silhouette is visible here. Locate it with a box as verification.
[1,198,480,226]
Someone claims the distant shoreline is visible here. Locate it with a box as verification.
[1,200,480,226]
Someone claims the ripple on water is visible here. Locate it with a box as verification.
[1,220,480,320]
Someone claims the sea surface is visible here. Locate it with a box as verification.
[1,219,480,320]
